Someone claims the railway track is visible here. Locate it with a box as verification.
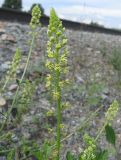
[0,8,121,35]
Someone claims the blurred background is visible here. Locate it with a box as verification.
[0,0,121,29]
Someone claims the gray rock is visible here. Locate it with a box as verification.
[71,120,76,126]
[11,134,19,142]
[0,96,6,107]
[4,91,13,98]
[22,131,31,139]
[1,34,16,43]
[0,157,6,160]
[75,74,84,84]
[8,84,18,91]
[0,29,5,35]
[0,61,11,72]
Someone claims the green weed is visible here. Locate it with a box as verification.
[110,47,121,83]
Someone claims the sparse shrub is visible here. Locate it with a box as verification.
[2,0,22,10]
[90,21,104,28]
[100,42,107,57]
[110,47,121,82]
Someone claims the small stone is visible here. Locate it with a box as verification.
[1,34,16,43]
[117,119,121,123]
[86,47,93,52]
[0,156,6,160]
[5,91,13,99]
[1,61,11,72]
[95,72,101,78]
[78,147,83,153]
[103,88,109,95]
[30,110,35,115]
[0,29,5,35]
[23,131,31,139]
[11,134,18,142]
[9,84,18,91]
[95,50,101,54]
[75,74,84,84]
[101,94,109,100]
[71,120,76,126]
[0,96,6,107]
[16,69,21,74]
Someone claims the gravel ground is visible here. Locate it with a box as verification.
[0,21,121,159]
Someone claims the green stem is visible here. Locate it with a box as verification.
[57,91,61,160]
[55,49,61,160]
[95,122,107,142]
[61,105,104,143]
[0,33,36,132]
[2,77,9,91]
[20,33,35,81]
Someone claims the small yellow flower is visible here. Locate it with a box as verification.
[63,67,69,74]
[47,29,51,36]
[46,109,55,117]
[51,27,56,32]
[53,90,60,100]
[47,51,54,58]
[46,81,51,88]
[60,54,67,64]
[59,81,64,88]
[61,102,71,109]
[48,128,54,134]
[56,31,61,36]
[45,60,54,70]
[47,41,52,48]
[46,74,52,81]
[46,74,52,88]
[56,43,61,50]
[54,64,61,72]
[62,39,67,46]
[60,124,65,130]
[50,36,55,42]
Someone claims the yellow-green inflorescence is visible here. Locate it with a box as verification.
[105,100,119,123]
[8,48,21,79]
[46,8,69,159]
[46,8,69,99]
[2,48,21,91]
[80,134,96,160]
[80,99,119,160]
[29,5,41,30]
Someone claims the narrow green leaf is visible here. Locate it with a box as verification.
[66,151,77,160]
[7,150,15,160]
[95,150,108,160]
[105,124,116,146]
[33,151,43,160]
